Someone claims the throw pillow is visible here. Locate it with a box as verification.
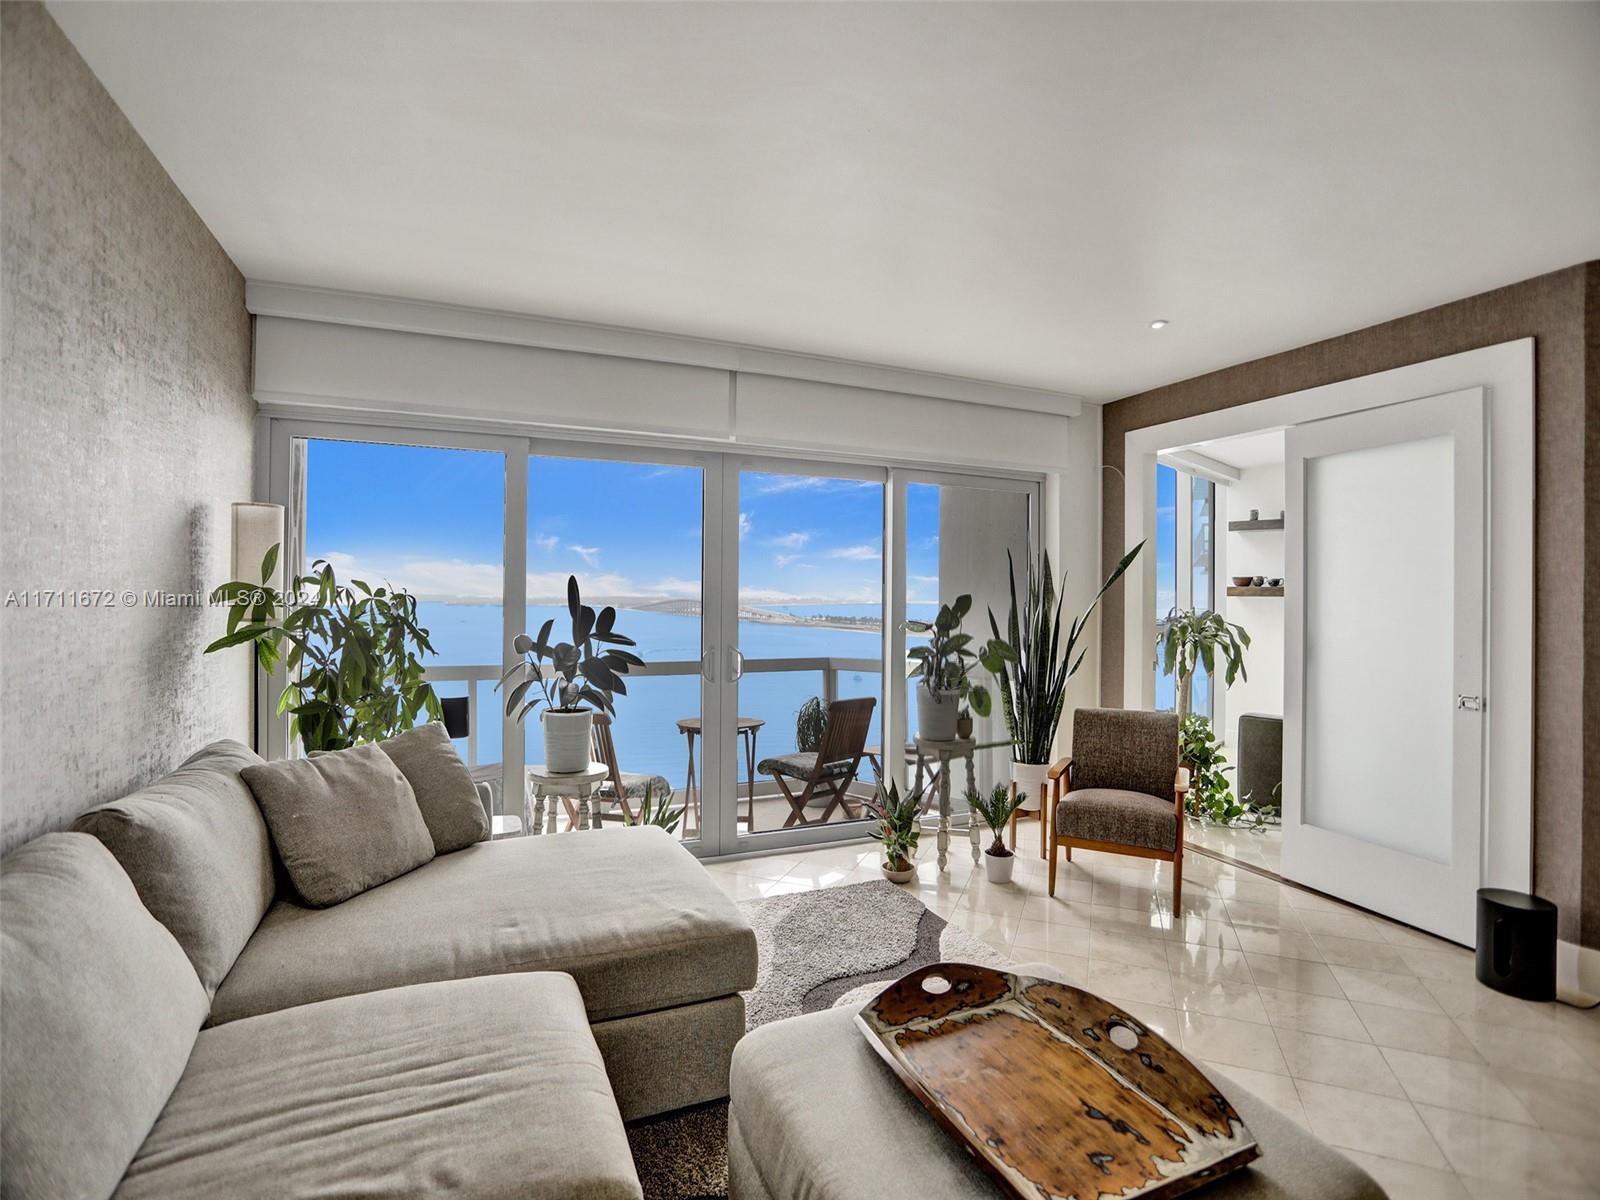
[240,743,435,907]
[376,722,491,853]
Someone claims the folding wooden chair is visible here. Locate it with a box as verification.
[757,697,876,829]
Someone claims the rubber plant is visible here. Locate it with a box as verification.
[205,545,442,753]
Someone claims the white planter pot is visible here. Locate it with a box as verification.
[917,685,961,742]
[1010,760,1050,814]
[984,850,1016,884]
[542,708,594,774]
[882,861,916,884]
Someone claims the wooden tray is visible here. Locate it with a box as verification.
[856,962,1259,1200]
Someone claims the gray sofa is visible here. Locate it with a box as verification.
[1,740,758,1200]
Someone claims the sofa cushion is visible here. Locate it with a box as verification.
[210,825,757,1025]
[114,974,642,1200]
[72,740,274,993]
[241,743,435,907]
[1,834,209,1200]
[728,1005,1385,1200]
[1057,787,1179,852]
[376,722,490,853]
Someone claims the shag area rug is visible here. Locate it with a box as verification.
[626,879,1009,1200]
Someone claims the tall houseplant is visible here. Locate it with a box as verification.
[205,547,442,753]
[904,594,1003,741]
[981,543,1144,806]
[500,576,644,773]
[1156,607,1250,721]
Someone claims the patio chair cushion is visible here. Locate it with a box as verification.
[757,752,855,783]
[2,834,210,1200]
[71,740,276,995]
[375,722,491,853]
[210,825,757,1026]
[115,974,641,1200]
[241,743,436,908]
[1056,787,1179,852]
[598,772,674,802]
[1070,707,1181,802]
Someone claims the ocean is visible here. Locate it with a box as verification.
[420,601,939,787]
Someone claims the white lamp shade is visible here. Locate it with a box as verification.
[232,502,285,590]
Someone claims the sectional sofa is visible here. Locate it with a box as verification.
[1,740,758,1200]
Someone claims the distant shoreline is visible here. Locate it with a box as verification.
[419,595,888,635]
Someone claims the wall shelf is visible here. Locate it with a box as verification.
[1228,517,1285,531]
[1227,585,1284,597]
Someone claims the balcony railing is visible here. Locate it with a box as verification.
[423,655,882,775]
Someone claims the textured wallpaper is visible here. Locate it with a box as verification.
[1,2,255,853]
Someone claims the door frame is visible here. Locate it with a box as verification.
[1282,389,1487,942]
[1119,339,1534,904]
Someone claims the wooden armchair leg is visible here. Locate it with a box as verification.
[1172,850,1183,911]
[1047,838,1058,897]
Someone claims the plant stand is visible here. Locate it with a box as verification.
[912,735,980,872]
[523,762,610,835]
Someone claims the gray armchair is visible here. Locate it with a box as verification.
[1047,707,1189,906]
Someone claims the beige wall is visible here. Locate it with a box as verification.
[1,2,255,853]
[1099,264,1598,949]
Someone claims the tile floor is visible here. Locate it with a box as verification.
[700,833,1600,1200]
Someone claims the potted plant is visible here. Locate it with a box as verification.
[905,594,1002,742]
[981,544,1144,811]
[1179,714,1267,829]
[795,695,827,752]
[1156,607,1250,721]
[864,777,925,883]
[500,576,644,773]
[206,546,442,752]
[968,783,1024,883]
[955,709,975,740]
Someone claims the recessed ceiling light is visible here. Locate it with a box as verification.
[1150,319,1170,330]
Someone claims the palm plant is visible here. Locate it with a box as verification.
[967,784,1023,858]
[1156,608,1250,721]
[206,546,442,753]
[980,543,1144,766]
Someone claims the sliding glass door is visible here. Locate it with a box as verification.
[272,418,1039,859]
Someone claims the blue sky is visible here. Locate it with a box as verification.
[304,441,940,605]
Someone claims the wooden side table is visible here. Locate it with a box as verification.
[912,736,981,872]
[675,717,765,833]
[524,763,610,835]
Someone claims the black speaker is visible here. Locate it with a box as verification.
[1476,888,1556,1002]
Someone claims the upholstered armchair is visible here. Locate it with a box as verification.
[1047,707,1189,905]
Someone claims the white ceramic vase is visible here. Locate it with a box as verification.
[1011,760,1049,817]
[983,849,1015,884]
[542,708,594,774]
[917,685,961,741]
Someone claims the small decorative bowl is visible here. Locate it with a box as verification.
[1232,576,1253,587]
[1251,576,1266,587]
[1266,578,1283,588]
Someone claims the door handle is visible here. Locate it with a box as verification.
[701,649,717,683]
[729,647,745,682]
[1456,695,1484,712]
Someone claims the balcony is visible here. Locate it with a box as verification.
[424,654,886,837]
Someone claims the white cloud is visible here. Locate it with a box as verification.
[531,533,559,554]
[643,576,701,598]
[738,512,752,539]
[527,570,632,602]
[827,544,881,561]
[751,476,875,496]
[317,551,504,602]
[767,531,811,549]
[569,544,601,567]
[774,553,809,569]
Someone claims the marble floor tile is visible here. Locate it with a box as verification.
[1088,928,1172,970]
[1451,1017,1596,1082]
[1175,1011,1289,1075]
[1294,908,1391,943]
[1341,1151,1471,1200]
[1310,933,1412,973]
[1017,893,1095,928]
[1329,965,1446,1014]
[1379,1047,1535,1123]
[1420,976,1559,1033]
[1223,899,1308,932]
[1353,1004,1485,1062]
[1200,1060,1308,1126]
[1083,959,1177,1007]
[1274,1029,1406,1098]
[1415,1104,1593,1194]
[1166,943,1257,985]
[1295,1080,1448,1168]
[1257,987,1370,1040]
[1232,927,1326,962]
[1171,976,1271,1024]
[1244,953,1346,998]
[1010,918,1092,958]
[1493,1064,1600,1140]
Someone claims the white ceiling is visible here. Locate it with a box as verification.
[49,2,1600,403]
[1187,429,1285,470]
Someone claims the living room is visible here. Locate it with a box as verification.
[3,3,1598,1199]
